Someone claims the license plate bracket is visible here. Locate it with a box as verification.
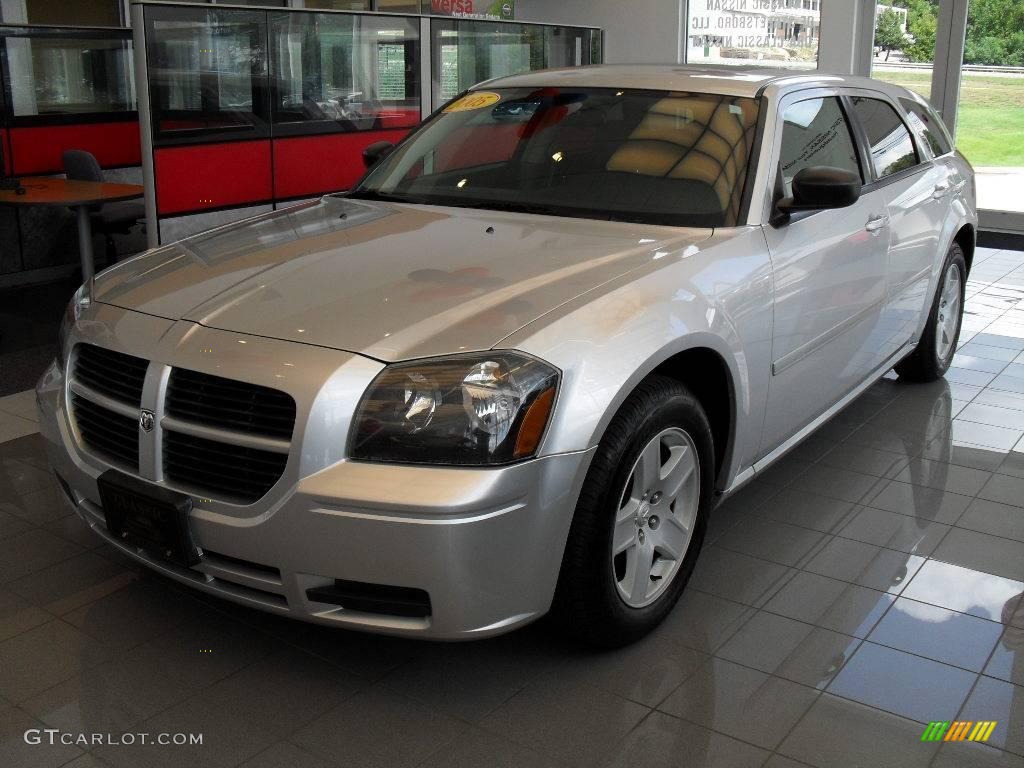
[98,470,199,567]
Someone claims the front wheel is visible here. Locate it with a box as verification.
[552,376,714,647]
[896,243,966,382]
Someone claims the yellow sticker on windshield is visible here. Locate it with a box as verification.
[444,92,501,113]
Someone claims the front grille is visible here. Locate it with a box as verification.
[163,431,288,504]
[71,394,139,468]
[69,344,295,505]
[166,368,296,440]
[73,344,148,406]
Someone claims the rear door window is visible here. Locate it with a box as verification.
[849,97,919,180]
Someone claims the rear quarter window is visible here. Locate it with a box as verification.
[899,97,953,157]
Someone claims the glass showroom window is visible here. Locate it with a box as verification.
[685,0,820,69]
[3,34,135,117]
[434,21,542,106]
[432,20,599,109]
[871,2,934,103]
[269,12,420,135]
[954,0,1024,218]
[146,7,270,142]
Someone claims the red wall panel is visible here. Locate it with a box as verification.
[155,140,273,216]
[9,121,141,175]
[272,128,411,200]
[0,129,9,176]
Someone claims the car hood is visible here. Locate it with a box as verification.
[94,196,713,361]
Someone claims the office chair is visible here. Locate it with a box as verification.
[62,150,145,262]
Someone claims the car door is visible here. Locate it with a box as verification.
[847,92,945,358]
[759,91,891,456]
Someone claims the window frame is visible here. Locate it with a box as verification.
[841,89,929,191]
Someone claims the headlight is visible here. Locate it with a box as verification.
[57,280,93,370]
[350,352,559,465]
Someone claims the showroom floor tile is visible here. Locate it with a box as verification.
[1,246,1024,768]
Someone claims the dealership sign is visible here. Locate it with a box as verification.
[430,0,515,21]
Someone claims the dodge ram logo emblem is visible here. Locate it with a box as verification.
[139,410,155,432]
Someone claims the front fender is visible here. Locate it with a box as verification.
[502,227,774,491]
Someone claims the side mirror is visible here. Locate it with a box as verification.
[776,166,862,215]
[362,141,395,169]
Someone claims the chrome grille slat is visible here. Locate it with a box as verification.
[161,414,290,454]
[69,379,140,419]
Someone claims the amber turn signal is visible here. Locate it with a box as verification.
[514,387,556,458]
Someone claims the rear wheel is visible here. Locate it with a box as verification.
[896,243,966,382]
[553,376,714,647]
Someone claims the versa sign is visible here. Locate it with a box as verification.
[431,0,514,20]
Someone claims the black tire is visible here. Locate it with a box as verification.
[552,375,714,648]
[895,243,967,383]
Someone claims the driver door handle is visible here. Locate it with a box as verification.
[866,214,890,233]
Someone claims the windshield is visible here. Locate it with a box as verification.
[353,87,761,228]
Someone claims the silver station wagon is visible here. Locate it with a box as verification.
[38,65,976,645]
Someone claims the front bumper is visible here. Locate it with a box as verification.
[37,308,593,639]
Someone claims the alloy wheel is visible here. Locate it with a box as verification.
[935,261,963,363]
[612,427,701,608]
